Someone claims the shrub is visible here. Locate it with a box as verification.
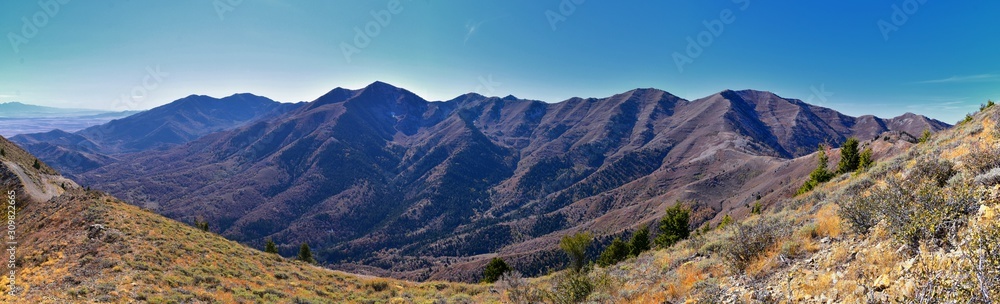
[719,217,791,272]
[963,143,1000,175]
[910,158,956,187]
[842,174,977,249]
[628,226,650,257]
[974,167,1000,186]
[596,237,628,267]
[544,271,592,303]
[836,137,860,174]
[482,257,511,283]
[655,203,690,248]
[839,194,882,234]
[560,232,592,273]
[495,271,542,304]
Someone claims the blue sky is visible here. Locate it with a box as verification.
[1,1,997,123]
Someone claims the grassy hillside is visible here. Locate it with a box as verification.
[490,104,1000,303]
[0,137,499,303]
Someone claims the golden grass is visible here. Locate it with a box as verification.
[814,204,842,238]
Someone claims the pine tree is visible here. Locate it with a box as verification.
[597,237,629,267]
[718,214,733,229]
[297,243,316,264]
[919,129,932,143]
[750,200,763,215]
[859,147,874,171]
[628,226,650,257]
[655,203,690,248]
[194,218,209,232]
[798,145,834,194]
[482,257,511,283]
[265,239,279,254]
[1,148,6,157]
[836,137,860,174]
[32,159,41,170]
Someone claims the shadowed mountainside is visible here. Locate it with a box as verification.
[65,82,947,281]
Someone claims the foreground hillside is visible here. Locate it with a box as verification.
[498,103,999,302]
[0,136,495,303]
[69,82,948,281]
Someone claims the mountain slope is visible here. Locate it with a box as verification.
[11,93,303,177]
[513,100,999,303]
[75,82,950,281]
[0,135,495,303]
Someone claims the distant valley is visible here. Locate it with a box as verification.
[0,102,138,137]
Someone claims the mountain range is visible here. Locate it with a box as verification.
[10,82,949,281]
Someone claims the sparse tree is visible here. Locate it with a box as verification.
[836,137,860,174]
[597,237,628,267]
[859,147,874,171]
[297,243,316,264]
[1,148,6,157]
[798,145,834,194]
[194,218,209,232]
[265,239,279,254]
[482,257,511,283]
[655,203,690,248]
[560,232,592,273]
[718,214,734,229]
[32,158,40,170]
[919,129,933,143]
[750,200,763,215]
[628,226,650,257]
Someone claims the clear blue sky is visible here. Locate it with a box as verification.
[1,1,997,123]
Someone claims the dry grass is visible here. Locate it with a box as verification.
[814,203,842,238]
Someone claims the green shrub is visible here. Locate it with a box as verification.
[628,226,650,257]
[596,237,628,267]
[859,147,874,171]
[655,203,690,248]
[482,257,511,283]
[560,232,592,273]
[544,271,592,303]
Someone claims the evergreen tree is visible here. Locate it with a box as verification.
[32,159,41,170]
[628,226,650,257]
[655,203,690,248]
[560,232,592,273]
[265,239,279,254]
[798,145,834,194]
[859,147,874,171]
[597,237,629,267]
[482,257,511,283]
[194,218,210,232]
[297,243,316,264]
[919,129,932,143]
[718,214,733,229]
[750,200,763,215]
[1,148,6,157]
[836,137,860,174]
